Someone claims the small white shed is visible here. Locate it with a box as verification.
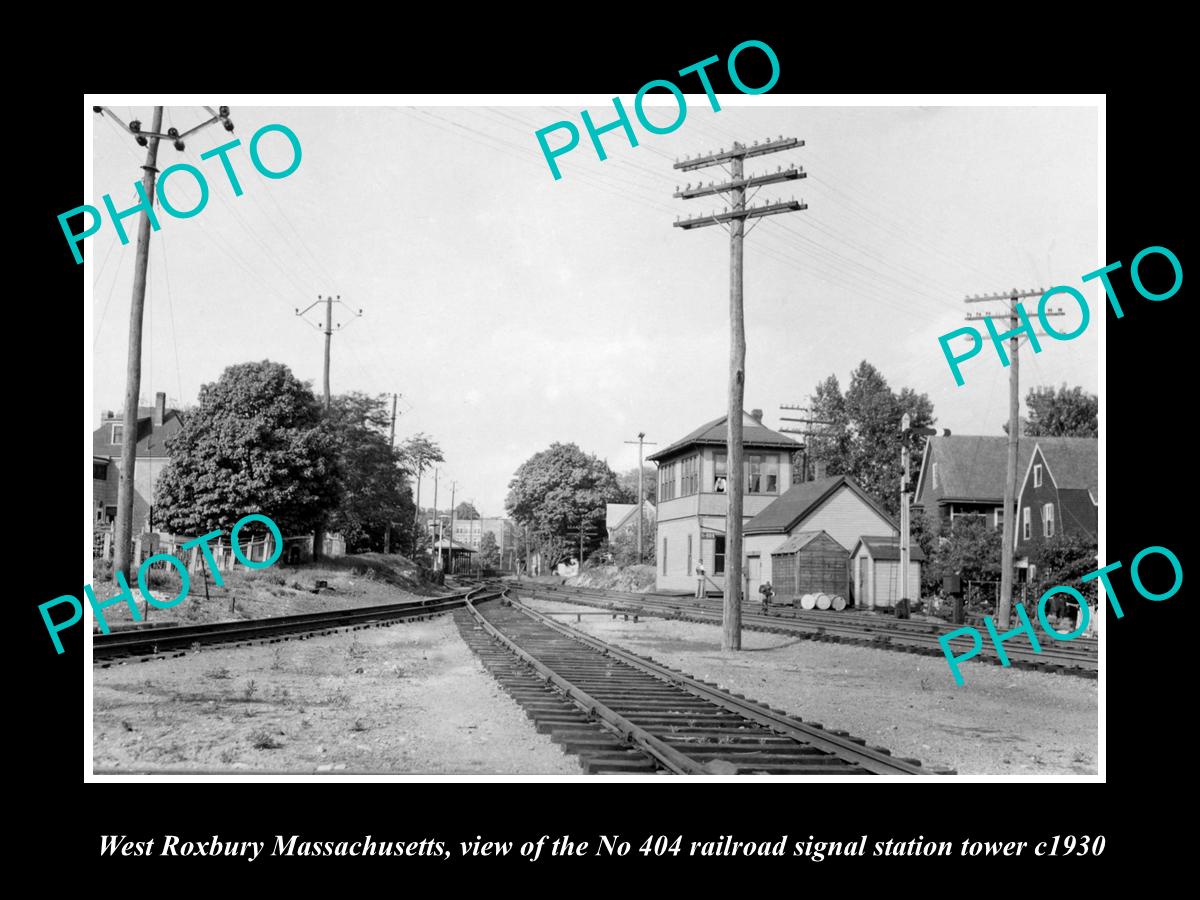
[851,536,924,609]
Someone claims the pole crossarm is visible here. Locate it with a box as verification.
[674,137,804,171]
[964,288,1045,303]
[674,167,805,199]
[675,200,806,230]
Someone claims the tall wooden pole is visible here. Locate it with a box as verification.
[113,106,164,583]
[998,298,1021,628]
[449,480,457,575]
[412,456,423,555]
[724,149,746,651]
[900,412,911,605]
[384,392,398,554]
[322,294,332,410]
[673,136,806,652]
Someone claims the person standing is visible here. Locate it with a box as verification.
[695,560,706,599]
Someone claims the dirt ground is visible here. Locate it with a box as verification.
[93,613,581,775]
[524,598,1098,777]
[90,554,442,629]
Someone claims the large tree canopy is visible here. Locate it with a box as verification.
[505,443,625,565]
[616,466,656,505]
[154,360,340,536]
[326,392,415,554]
[807,362,935,516]
[454,501,481,520]
[1004,383,1098,437]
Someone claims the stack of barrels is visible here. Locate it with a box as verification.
[799,593,847,611]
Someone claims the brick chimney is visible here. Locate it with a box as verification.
[154,392,166,427]
[750,408,763,422]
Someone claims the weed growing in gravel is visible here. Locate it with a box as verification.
[328,688,350,708]
[219,748,237,765]
[270,648,284,671]
[347,638,368,659]
[249,729,283,750]
[243,679,258,701]
[205,667,232,680]
[351,719,369,732]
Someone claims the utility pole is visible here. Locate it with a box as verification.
[295,294,363,410]
[449,480,457,575]
[963,289,1064,627]
[623,432,657,563]
[383,392,400,555]
[778,405,835,484]
[674,138,806,652]
[431,467,439,569]
[96,105,232,583]
[900,414,937,608]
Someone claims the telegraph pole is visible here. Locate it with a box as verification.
[449,480,458,575]
[295,294,362,411]
[778,405,835,484]
[674,137,806,652]
[623,432,657,563]
[96,105,232,582]
[383,392,400,554]
[431,467,439,569]
[963,289,1064,627]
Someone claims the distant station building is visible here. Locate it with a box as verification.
[452,517,517,569]
[649,410,798,593]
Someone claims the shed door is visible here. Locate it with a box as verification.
[746,555,762,599]
[858,556,870,608]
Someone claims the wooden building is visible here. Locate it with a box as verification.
[768,530,849,601]
[1014,438,1098,566]
[742,475,897,599]
[851,536,924,609]
[649,410,799,592]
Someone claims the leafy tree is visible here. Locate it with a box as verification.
[477,531,501,569]
[610,524,656,567]
[927,516,1002,587]
[455,501,481,520]
[1004,383,1098,437]
[326,392,414,554]
[616,466,657,505]
[1029,532,1099,612]
[154,361,340,537]
[806,362,935,515]
[505,443,625,567]
[399,433,444,553]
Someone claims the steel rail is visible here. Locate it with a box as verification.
[464,591,706,774]
[506,596,926,776]
[94,584,496,661]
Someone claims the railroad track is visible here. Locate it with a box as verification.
[514,583,1098,678]
[94,584,498,664]
[458,591,939,775]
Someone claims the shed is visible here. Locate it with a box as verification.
[851,536,925,609]
[769,530,849,601]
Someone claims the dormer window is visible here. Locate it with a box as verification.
[1033,464,1043,488]
[110,423,124,445]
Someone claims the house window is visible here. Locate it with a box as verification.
[746,454,779,494]
[110,424,124,444]
[1033,464,1043,488]
[1022,506,1031,541]
[105,506,117,523]
[1043,503,1055,538]
[662,538,668,575]
[659,462,677,501]
[93,461,108,480]
[95,501,104,523]
[994,508,1004,530]
[714,535,726,575]
[713,453,727,492]
[680,456,699,496]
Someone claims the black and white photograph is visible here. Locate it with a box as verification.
[80,97,1106,780]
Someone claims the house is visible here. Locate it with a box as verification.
[91,392,183,535]
[851,536,925,609]
[605,502,657,541]
[742,475,899,603]
[649,410,799,592]
[1014,438,1098,565]
[912,434,1074,533]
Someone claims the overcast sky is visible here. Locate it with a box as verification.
[89,102,1098,516]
